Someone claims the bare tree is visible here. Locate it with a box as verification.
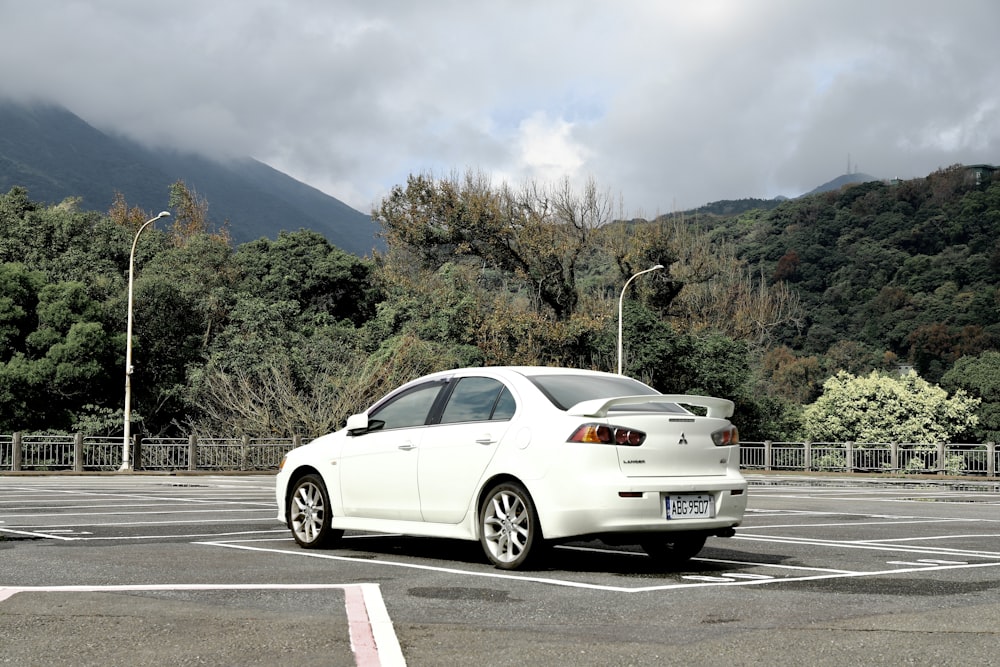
[187,334,463,438]
[376,171,613,320]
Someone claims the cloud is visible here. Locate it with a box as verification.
[513,112,587,184]
[1,0,998,215]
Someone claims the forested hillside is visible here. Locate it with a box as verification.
[1,165,997,444]
[689,165,1000,383]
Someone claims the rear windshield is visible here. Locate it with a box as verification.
[528,374,685,413]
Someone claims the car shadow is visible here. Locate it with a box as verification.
[329,533,791,577]
[338,534,486,564]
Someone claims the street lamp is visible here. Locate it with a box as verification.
[617,264,664,375]
[121,210,171,471]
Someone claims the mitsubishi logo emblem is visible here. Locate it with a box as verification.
[678,432,688,445]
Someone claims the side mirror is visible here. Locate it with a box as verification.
[345,413,368,435]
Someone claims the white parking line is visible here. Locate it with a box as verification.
[687,554,856,574]
[6,479,998,604]
[560,544,857,573]
[742,518,977,529]
[1,525,286,541]
[887,559,969,566]
[857,533,1000,544]
[0,501,274,516]
[0,508,271,519]
[3,518,276,530]
[735,533,1000,559]
[750,493,1000,508]
[197,537,1000,593]
[0,527,76,541]
[0,582,405,667]
[344,583,407,666]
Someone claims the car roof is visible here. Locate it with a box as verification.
[444,366,622,378]
[388,366,642,396]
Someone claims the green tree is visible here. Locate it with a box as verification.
[761,346,823,404]
[117,228,235,435]
[0,281,119,432]
[367,259,487,353]
[619,301,781,439]
[824,340,887,376]
[1,193,129,286]
[940,351,1000,443]
[0,263,43,356]
[128,275,205,433]
[234,229,375,327]
[802,370,979,443]
[376,172,611,320]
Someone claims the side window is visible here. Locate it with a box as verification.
[440,377,513,424]
[369,382,444,430]
[491,387,516,421]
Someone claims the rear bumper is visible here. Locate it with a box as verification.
[531,475,748,540]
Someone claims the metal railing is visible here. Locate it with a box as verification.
[0,433,308,473]
[1,433,997,477]
[739,441,998,477]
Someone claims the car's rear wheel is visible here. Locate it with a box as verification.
[480,482,541,570]
[640,533,707,567]
[288,474,343,549]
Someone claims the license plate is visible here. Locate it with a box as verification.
[666,494,714,519]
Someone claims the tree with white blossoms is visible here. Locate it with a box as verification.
[802,370,979,443]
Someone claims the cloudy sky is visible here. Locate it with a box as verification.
[2,0,998,216]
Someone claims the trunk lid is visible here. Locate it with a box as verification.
[567,395,735,478]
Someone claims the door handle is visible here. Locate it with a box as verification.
[398,443,416,451]
[475,436,496,446]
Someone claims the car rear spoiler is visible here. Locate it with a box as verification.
[566,395,735,419]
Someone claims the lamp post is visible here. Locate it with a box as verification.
[122,211,171,471]
[617,264,664,375]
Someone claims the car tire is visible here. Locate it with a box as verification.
[479,481,542,570]
[640,532,707,566]
[288,474,343,549]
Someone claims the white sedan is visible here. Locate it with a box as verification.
[276,366,747,570]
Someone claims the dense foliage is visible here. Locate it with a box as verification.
[802,371,979,443]
[698,165,1000,382]
[940,351,1000,443]
[1,163,997,444]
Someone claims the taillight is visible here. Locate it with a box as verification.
[568,423,646,446]
[712,426,739,447]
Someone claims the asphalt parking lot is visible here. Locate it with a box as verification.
[1,474,999,666]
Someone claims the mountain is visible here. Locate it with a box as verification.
[690,197,786,216]
[0,103,380,256]
[687,174,880,219]
[802,171,879,197]
[699,165,1000,379]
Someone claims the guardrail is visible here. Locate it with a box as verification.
[0,434,307,473]
[1,434,997,476]
[739,441,998,477]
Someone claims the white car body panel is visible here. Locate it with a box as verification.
[338,428,422,521]
[275,366,747,552]
[416,420,508,523]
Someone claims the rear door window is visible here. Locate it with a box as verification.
[440,377,515,424]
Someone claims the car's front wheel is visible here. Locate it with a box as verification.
[640,532,707,567]
[479,482,542,570]
[288,474,343,549]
